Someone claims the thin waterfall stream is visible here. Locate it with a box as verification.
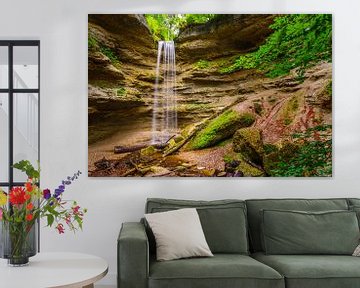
[151,41,177,144]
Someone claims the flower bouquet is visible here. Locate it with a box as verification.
[0,160,87,266]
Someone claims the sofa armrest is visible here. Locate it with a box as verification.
[118,222,149,288]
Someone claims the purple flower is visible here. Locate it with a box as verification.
[43,189,51,200]
[54,189,63,198]
[54,171,81,199]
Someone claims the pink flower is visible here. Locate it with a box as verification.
[56,223,65,234]
[72,205,81,215]
[0,208,3,220]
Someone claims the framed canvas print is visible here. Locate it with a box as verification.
[88,14,332,177]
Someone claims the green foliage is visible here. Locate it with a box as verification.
[145,14,217,41]
[88,34,120,66]
[263,143,278,154]
[184,14,215,26]
[13,160,40,181]
[220,54,257,73]
[190,111,255,149]
[88,35,98,49]
[116,87,126,96]
[100,46,120,66]
[221,14,332,78]
[195,60,211,69]
[145,14,173,41]
[271,125,332,176]
[326,80,332,96]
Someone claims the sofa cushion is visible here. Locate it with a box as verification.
[349,205,360,228]
[149,254,284,288]
[347,198,360,207]
[261,209,359,255]
[246,198,349,252]
[146,198,249,254]
[253,252,360,288]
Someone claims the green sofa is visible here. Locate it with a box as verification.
[118,198,360,288]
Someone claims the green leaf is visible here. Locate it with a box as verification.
[47,214,55,227]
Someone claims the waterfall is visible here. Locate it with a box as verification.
[151,41,177,144]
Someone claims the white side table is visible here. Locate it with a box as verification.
[0,252,108,288]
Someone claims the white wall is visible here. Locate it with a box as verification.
[1,0,360,286]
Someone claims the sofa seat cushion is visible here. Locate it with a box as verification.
[252,252,360,288]
[149,254,284,288]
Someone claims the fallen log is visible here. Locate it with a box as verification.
[114,144,147,154]
[114,135,176,154]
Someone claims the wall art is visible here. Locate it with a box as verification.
[88,14,332,177]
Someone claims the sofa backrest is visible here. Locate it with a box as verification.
[245,198,349,252]
[145,198,249,254]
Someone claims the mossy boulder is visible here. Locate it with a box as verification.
[233,127,264,165]
[238,159,265,177]
[190,110,255,149]
[263,141,300,175]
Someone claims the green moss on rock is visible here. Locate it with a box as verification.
[238,159,265,177]
[223,153,264,177]
[116,87,126,96]
[140,145,157,156]
[190,110,255,149]
[233,127,264,165]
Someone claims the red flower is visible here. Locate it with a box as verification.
[25,182,33,192]
[24,193,31,201]
[26,214,33,221]
[9,187,26,205]
[56,223,65,234]
[26,203,34,210]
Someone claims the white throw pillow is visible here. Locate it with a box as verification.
[353,244,360,256]
[145,208,213,261]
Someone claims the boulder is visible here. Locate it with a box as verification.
[233,127,264,165]
[190,110,256,149]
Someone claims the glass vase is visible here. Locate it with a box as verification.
[0,220,37,266]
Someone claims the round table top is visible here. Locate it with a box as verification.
[0,252,108,288]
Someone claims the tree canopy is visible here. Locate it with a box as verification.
[145,14,216,41]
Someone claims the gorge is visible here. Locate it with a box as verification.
[88,14,332,177]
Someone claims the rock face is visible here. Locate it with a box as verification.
[88,14,157,144]
[177,14,275,61]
